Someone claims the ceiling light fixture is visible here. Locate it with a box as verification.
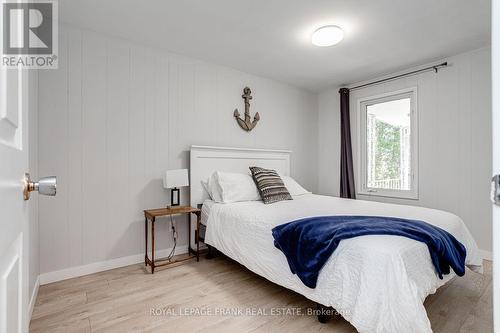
[311,25,344,47]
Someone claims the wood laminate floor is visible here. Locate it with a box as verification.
[30,256,492,333]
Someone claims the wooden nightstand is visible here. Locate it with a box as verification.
[144,206,201,274]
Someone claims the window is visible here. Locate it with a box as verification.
[358,88,418,199]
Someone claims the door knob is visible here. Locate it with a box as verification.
[24,173,57,200]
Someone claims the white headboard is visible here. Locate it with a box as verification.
[189,145,291,247]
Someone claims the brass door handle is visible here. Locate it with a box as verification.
[24,173,57,200]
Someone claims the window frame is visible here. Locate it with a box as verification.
[357,87,419,200]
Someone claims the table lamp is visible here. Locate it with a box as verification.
[163,169,189,207]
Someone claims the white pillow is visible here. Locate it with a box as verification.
[281,176,310,196]
[206,173,223,203]
[201,180,209,193]
[214,171,261,203]
[201,180,212,199]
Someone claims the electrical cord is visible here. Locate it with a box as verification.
[165,214,177,261]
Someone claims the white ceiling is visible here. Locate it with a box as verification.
[60,0,491,92]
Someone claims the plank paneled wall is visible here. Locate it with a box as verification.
[318,47,492,252]
[38,26,318,275]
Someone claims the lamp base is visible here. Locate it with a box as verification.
[170,188,180,206]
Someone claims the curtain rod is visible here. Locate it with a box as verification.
[347,62,448,91]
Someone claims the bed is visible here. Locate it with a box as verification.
[189,145,482,333]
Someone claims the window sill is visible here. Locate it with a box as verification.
[357,190,419,200]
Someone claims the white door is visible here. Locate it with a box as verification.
[493,0,499,331]
[0,66,30,332]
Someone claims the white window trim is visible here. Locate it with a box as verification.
[357,87,419,200]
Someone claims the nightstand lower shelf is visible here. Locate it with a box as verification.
[144,253,196,269]
[144,206,201,274]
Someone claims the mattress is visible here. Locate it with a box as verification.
[204,194,482,333]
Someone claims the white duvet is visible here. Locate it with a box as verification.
[204,194,482,333]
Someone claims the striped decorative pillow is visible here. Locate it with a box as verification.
[249,166,292,204]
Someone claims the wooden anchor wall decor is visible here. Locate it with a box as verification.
[233,87,260,132]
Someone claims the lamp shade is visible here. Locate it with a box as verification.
[163,169,189,189]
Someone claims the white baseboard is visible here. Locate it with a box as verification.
[479,249,493,261]
[36,246,493,285]
[39,245,188,285]
[28,276,40,321]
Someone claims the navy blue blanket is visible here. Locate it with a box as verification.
[272,216,466,288]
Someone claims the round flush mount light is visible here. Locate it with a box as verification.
[311,25,344,47]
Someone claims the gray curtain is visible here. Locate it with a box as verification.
[339,88,356,199]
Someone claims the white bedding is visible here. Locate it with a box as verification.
[201,199,215,226]
[204,194,482,333]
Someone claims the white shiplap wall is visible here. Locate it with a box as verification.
[38,26,318,276]
[317,47,492,252]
